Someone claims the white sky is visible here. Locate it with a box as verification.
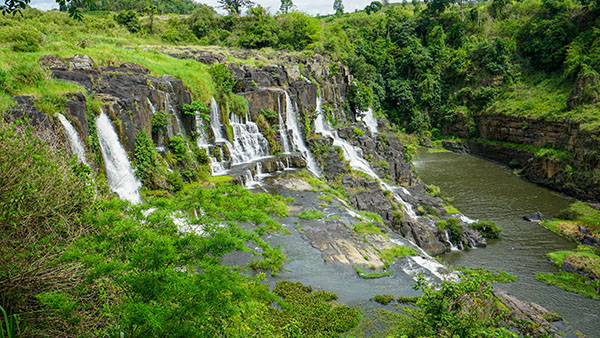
[29,0,380,16]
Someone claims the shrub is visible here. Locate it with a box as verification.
[169,136,188,162]
[10,30,42,52]
[133,130,158,184]
[469,221,503,238]
[209,63,236,93]
[182,100,210,115]
[151,110,169,135]
[436,218,463,243]
[115,10,140,33]
[10,62,48,87]
[373,294,395,305]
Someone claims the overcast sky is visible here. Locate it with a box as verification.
[29,0,379,16]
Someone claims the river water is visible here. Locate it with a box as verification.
[414,148,600,336]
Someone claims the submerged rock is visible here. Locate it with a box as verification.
[524,212,544,223]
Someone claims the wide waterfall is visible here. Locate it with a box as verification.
[229,113,270,164]
[57,113,88,165]
[96,111,142,204]
[284,91,320,176]
[357,108,378,136]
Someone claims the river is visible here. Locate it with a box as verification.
[415,148,600,337]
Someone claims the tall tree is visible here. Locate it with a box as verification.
[217,0,253,15]
[1,0,91,19]
[144,4,157,33]
[280,0,293,13]
[333,0,343,15]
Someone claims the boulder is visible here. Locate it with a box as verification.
[66,54,95,71]
[523,212,544,223]
[38,54,68,71]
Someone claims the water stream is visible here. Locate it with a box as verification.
[284,91,320,176]
[57,113,88,165]
[415,148,600,336]
[96,111,142,204]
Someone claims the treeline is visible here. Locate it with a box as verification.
[105,0,600,135]
[67,0,201,14]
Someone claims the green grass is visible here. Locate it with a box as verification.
[443,204,460,214]
[297,208,325,219]
[378,246,416,268]
[455,267,517,283]
[354,265,392,279]
[353,222,383,235]
[535,272,600,300]
[372,294,395,305]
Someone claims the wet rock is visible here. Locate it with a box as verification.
[38,54,68,71]
[582,235,600,248]
[272,178,312,191]
[462,227,487,248]
[399,219,446,256]
[523,212,544,223]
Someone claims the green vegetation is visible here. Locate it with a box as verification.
[353,221,383,235]
[535,272,600,300]
[372,294,395,305]
[469,220,503,239]
[442,204,460,214]
[378,245,416,268]
[297,208,325,219]
[435,217,463,243]
[455,267,517,283]
[354,265,392,279]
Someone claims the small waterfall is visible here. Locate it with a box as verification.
[229,113,270,164]
[284,91,320,176]
[57,113,88,165]
[277,95,291,153]
[443,229,459,251]
[210,97,226,142]
[210,146,228,175]
[164,92,185,136]
[96,111,142,204]
[357,108,378,136]
[195,114,210,149]
[147,98,156,114]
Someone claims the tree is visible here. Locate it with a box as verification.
[333,0,343,15]
[1,0,92,19]
[280,0,293,13]
[365,1,382,14]
[144,4,158,33]
[217,0,253,15]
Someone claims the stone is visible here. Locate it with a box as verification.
[66,54,95,71]
[38,54,68,70]
[272,178,312,191]
[523,212,544,223]
[119,62,150,74]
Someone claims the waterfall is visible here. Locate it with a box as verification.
[229,113,270,164]
[357,108,378,136]
[96,111,142,204]
[284,91,320,176]
[314,96,418,219]
[210,146,228,175]
[277,95,291,153]
[210,97,226,142]
[443,229,459,251]
[57,113,88,165]
[195,114,210,149]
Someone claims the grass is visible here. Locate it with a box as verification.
[297,208,325,219]
[372,294,394,305]
[353,222,383,235]
[378,246,416,268]
[535,272,600,300]
[354,265,392,279]
[455,267,517,283]
[443,204,460,214]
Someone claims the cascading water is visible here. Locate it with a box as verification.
[277,95,291,153]
[96,111,142,204]
[210,97,226,142]
[57,113,89,165]
[229,113,270,164]
[357,108,378,136]
[314,96,418,219]
[195,114,211,149]
[284,91,320,176]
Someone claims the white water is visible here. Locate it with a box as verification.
[357,108,378,136]
[443,229,459,251]
[284,91,320,176]
[210,146,228,175]
[57,113,88,165]
[96,111,141,204]
[229,113,270,164]
[195,114,211,149]
[277,95,291,153]
[210,97,226,142]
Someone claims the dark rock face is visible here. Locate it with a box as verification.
[399,219,446,256]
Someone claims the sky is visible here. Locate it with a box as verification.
[29,0,378,16]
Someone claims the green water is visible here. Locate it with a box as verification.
[415,149,600,337]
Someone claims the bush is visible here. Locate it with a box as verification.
[373,294,395,305]
[169,136,188,162]
[0,119,94,332]
[10,62,48,87]
[115,10,140,33]
[209,64,236,93]
[133,130,158,184]
[469,221,503,238]
[151,110,169,135]
[436,218,463,243]
[10,30,42,52]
